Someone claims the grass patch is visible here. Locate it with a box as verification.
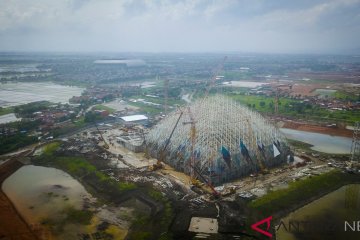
[228,93,360,124]
[33,146,137,195]
[92,104,115,113]
[128,102,163,115]
[248,170,360,217]
[333,91,359,101]
[64,206,93,225]
[0,106,14,116]
[43,142,61,155]
[287,139,313,150]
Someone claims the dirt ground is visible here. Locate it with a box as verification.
[282,120,353,138]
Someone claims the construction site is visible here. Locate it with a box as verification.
[146,94,291,185]
[1,56,359,239]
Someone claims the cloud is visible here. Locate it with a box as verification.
[0,0,359,53]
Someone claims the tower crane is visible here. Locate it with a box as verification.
[203,56,228,99]
[95,124,109,149]
[183,107,220,197]
[149,110,184,171]
[164,78,169,115]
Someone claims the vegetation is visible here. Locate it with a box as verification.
[248,170,360,217]
[333,91,359,101]
[127,188,174,240]
[34,143,136,194]
[34,142,173,240]
[92,104,115,113]
[128,102,163,115]
[14,101,50,117]
[0,133,37,154]
[43,141,61,155]
[228,93,360,123]
[286,139,313,150]
[0,106,14,116]
[64,206,93,225]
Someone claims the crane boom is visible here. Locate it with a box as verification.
[203,56,227,98]
[95,124,109,149]
[150,110,184,171]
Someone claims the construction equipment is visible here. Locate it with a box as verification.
[190,162,220,198]
[183,107,221,197]
[149,110,184,171]
[183,107,197,179]
[203,56,227,99]
[164,78,169,115]
[95,124,109,149]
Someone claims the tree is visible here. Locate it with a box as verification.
[260,101,265,107]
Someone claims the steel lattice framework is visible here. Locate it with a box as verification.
[146,95,290,185]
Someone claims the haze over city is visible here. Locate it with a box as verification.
[0,1,360,240]
[1,0,360,53]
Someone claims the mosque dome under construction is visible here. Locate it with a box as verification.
[146,95,291,185]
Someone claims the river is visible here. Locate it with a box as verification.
[276,184,360,240]
[280,128,352,154]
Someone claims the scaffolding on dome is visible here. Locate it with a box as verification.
[146,95,291,185]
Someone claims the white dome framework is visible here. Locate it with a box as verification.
[146,95,291,185]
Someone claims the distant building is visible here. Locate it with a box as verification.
[120,114,148,126]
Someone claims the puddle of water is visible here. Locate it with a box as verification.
[0,82,84,107]
[0,113,21,124]
[276,184,360,240]
[2,165,93,224]
[280,128,352,154]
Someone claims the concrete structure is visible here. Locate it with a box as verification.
[116,133,144,153]
[146,95,291,185]
[120,114,148,126]
[188,217,218,234]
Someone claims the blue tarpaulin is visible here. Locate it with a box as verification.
[221,146,231,168]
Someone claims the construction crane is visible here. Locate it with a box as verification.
[182,107,197,179]
[149,110,184,171]
[164,79,169,115]
[189,161,220,198]
[182,107,221,197]
[203,56,227,99]
[95,124,109,149]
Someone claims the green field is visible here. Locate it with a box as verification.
[248,170,360,217]
[227,93,360,124]
[0,107,14,116]
[92,104,116,113]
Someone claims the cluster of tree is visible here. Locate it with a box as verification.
[0,134,37,154]
[6,119,41,132]
[14,101,50,117]
[84,111,104,123]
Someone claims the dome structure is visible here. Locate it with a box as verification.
[146,95,291,185]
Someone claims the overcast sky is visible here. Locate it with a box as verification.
[0,0,360,54]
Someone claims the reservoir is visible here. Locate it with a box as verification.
[0,82,84,107]
[280,128,352,154]
[0,113,21,124]
[276,184,360,240]
[2,165,93,225]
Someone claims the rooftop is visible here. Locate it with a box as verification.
[120,114,148,122]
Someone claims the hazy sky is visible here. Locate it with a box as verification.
[0,0,360,54]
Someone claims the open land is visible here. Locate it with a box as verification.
[0,53,359,239]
